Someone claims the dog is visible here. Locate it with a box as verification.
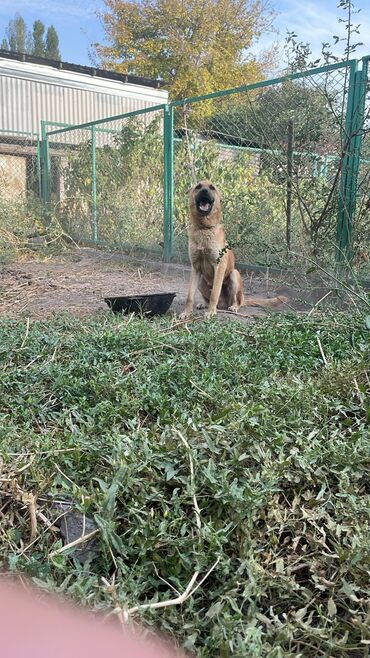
[180,181,287,319]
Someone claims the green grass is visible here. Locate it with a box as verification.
[0,312,369,657]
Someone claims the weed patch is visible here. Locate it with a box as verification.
[0,313,369,656]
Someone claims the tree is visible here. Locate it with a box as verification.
[45,26,61,60]
[95,0,275,99]
[6,13,30,53]
[1,14,61,58]
[32,20,45,57]
[207,81,336,151]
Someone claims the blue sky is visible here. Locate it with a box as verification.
[0,0,369,68]
[258,0,370,66]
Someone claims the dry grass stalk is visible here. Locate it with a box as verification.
[49,529,100,558]
[316,334,328,366]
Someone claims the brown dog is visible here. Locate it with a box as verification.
[181,181,287,319]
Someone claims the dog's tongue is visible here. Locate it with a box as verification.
[200,201,211,212]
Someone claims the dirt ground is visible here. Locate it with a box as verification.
[0,247,326,322]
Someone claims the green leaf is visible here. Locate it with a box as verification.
[51,554,67,570]
[327,598,337,617]
[276,558,284,573]
[103,481,119,516]
[340,579,360,601]
[294,606,308,621]
[164,462,177,480]
[206,601,224,618]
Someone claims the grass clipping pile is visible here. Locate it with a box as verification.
[0,312,369,657]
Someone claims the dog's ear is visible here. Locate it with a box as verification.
[188,181,204,194]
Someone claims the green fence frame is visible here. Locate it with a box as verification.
[40,121,51,210]
[42,106,168,253]
[336,58,369,263]
[163,104,174,262]
[40,57,369,264]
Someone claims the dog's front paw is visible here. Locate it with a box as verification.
[179,310,192,320]
[204,308,217,319]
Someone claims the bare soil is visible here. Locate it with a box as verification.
[0,247,323,322]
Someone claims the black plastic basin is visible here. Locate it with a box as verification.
[104,292,176,316]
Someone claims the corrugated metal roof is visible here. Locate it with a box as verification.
[0,49,165,89]
[0,54,168,136]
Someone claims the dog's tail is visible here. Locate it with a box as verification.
[244,295,288,308]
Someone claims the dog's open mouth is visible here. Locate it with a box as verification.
[199,201,212,213]
[195,190,214,216]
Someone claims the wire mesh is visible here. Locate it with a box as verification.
[173,65,350,267]
[37,58,369,269]
[46,107,165,254]
[355,60,370,272]
[0,129,41,247]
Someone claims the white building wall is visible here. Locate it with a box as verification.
[0,57,168,135]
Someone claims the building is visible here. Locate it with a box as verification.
[0,50,168,200]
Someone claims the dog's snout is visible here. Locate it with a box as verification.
[196,188,213,201]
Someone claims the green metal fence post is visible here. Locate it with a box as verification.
[286,117,294,253]
[336,59,367,263]
[36,138,42,198]
[91,125,98,244]
[40,120,51,217]
[163,104,174,262]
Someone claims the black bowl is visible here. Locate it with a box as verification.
[104,292,176,316]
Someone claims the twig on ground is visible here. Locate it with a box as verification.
[5,477,38,542]
[316,334,328,366]
[153,564,181,597]
[159,316,203,334]
[101,574,126,628]
[49,528,99,557]
[217,308,259,318]
[19,317,30,350]
[189,379,213,399]
[126,342,182,358]
[123,558,221,620]
[54,462,80,489]
[178,556,220,599]
[28,494,37,541]
[16,456,35,473]
[308,290,333,316]
[353,377,364,403]
[174,429,201,531]
[9,448,77,457]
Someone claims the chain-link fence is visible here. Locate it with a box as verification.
[0,129,42,250]
[354,56,370,269]
[36,57,370,270]
[43,105,167,257]
[173,63,357,267]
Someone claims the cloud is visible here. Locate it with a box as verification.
[255,0,370,64]
[0,0,102,21]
